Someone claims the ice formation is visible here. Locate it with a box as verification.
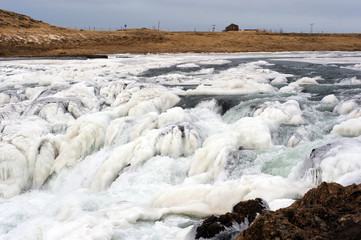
[253,100,305,125]
[331,117,361,137]
[289,136,361,186]
[321,94,339,104]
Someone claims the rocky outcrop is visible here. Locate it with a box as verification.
[193,198,269,239]
[238,182,361,240]
[190,182,361,239]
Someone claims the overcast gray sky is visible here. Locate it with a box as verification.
[2,0,361,33]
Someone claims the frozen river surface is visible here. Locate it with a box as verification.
[0,52,361,239]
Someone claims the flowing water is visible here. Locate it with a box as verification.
[0,52,361,239]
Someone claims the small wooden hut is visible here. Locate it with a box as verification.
[225,24,239,31]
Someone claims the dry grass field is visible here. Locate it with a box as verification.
[1,9,361,57]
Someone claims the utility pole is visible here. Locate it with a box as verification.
[310,23,314,34]
[158,20,160,31]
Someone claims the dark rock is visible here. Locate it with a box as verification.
[195,216,225,239]
[237,182,361,240]
[232,198,268,223]
[194,198,269,239]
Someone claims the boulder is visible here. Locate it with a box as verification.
[194,198,269,239]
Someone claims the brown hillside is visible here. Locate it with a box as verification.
[1,9,361,57]
[0,9,51,29]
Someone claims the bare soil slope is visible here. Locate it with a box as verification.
[1,9,361,57]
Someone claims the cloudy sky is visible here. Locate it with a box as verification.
[2,0,361,33]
